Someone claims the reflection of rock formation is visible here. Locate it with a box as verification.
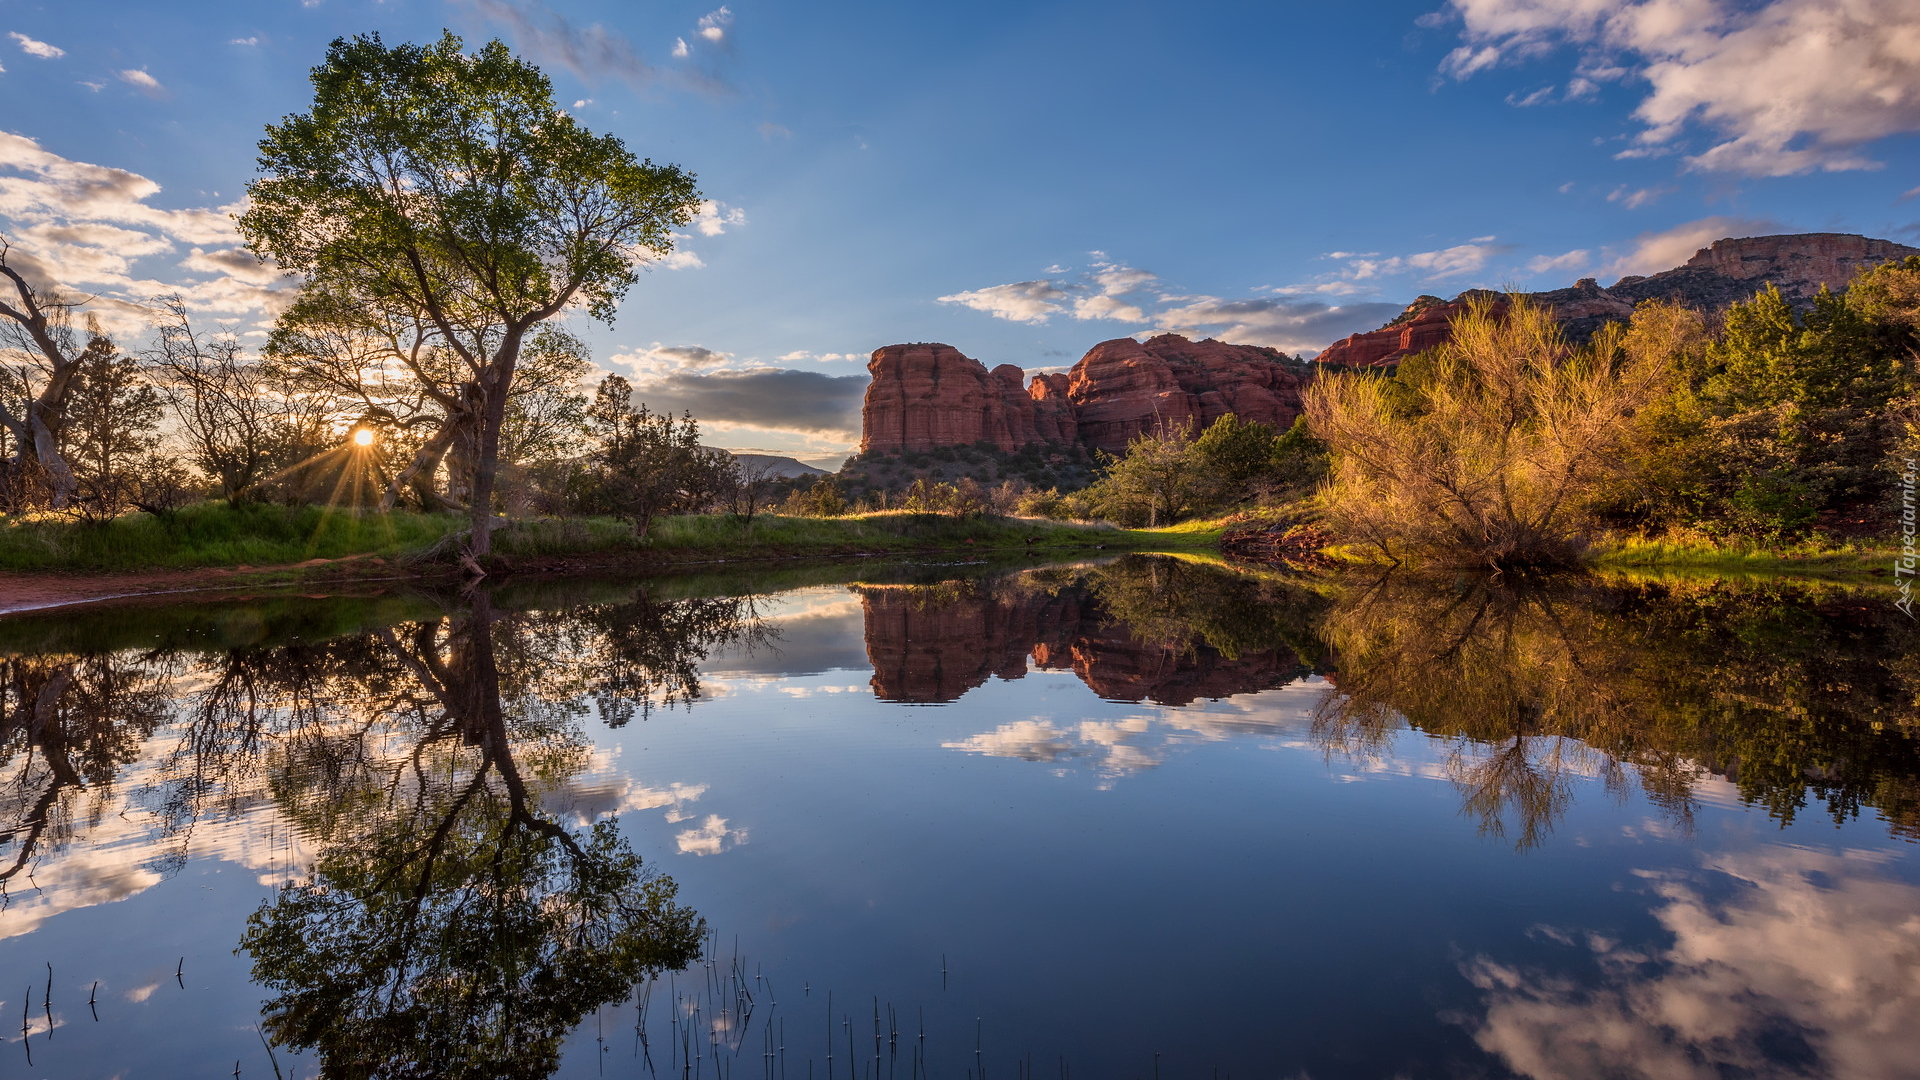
[1467,845,1920,1080]
[856,577,1303,706]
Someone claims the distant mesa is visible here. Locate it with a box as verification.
[1316,232,1920,367]
[856,233,1920,458]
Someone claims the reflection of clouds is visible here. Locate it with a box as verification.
[675,815,747,856]
[1468,845,1920,1080]
[943,719,1087,763]
[942,678,1328,781]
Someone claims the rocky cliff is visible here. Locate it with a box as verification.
[860,334,1309,456]
[1316,232,1920,366]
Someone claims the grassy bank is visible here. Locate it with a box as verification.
[1590,535,1896,582]
[0,503,1211,574]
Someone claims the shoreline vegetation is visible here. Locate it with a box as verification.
[0,501,1219,577]
[0,500,1896,613]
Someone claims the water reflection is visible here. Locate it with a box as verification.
[2,557,1919,1077]
[860,557,1322,705]
[239,593,704,1077]
[1312,572,1920,848]
[1467,845,1920,1079]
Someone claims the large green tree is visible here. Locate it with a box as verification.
[239,31,700,558]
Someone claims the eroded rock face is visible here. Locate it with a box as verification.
[861,344,1071,454]
[1066,334,1309,455]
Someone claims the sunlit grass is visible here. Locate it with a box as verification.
[0,506,1174,573]
[0,502,463,572]
[1590,534,1895,582]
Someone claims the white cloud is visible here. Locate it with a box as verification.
[0,132,290,334]
[1439,0,1920,175]
[691,199,746,237]
[613,343,736,372]
[572,97,592,108]
[937,279,1071,323]
[117,68,164,96]
[78,79,103,91]
[1152,295,1405,353]
[1606,184,1673,209]
[671,37,689,58]
[1467,846,1920,1080]
[777,350,860,363]
[661,249,704,269]
[229,36,259,47]
[675,813,746,855]
[1342,241,1509,281]
[1597,214,1781,278]
[1072,294,1147,322]
[697,6,733,44]
[9,32,64,59]
[1526,248,1590,274]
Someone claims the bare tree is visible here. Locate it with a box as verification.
[724,454,782,526]
[145,296,285,506]
[0,238,88,507]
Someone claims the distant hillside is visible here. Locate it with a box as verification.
[1316,232,1920,366]
[724,451,829,479]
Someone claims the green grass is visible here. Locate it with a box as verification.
[0,504,1195,575]
[1589,534,1896,582]
[0,503,465,572]
[491,510,1158,563]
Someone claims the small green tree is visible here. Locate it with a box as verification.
[57,332,164,520]
[1087,421,1204,527]
[573,375,734,537]
[241,32,701,557]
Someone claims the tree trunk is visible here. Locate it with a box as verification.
[380,415,464,512]
[466,330,524,559]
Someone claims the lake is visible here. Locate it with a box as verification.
[2,555,1916,1079]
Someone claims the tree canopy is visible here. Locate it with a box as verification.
[239,31,701,557]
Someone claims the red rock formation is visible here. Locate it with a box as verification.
[860,344,1081,454]
[1028,373,1078,445]
[1066,334,1308,455]
[1658,233,1920,300]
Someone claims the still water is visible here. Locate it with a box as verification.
[2,555,1917,1079]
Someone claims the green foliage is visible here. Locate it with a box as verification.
[1083,414,1298,527]
[239,30,701,554]
[569,375,735,537]
[1604,270,1920,540]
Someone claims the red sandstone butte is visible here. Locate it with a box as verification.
[1066,334,1307,455]
[861,344,1020,453]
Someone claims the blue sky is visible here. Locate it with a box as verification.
[3,0,1918,460]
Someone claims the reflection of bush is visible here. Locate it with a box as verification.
[1086,556,1329,666]
[1315,573,1920,846]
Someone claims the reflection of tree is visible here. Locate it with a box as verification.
[540,588,775,727]
[0,653,170,893]
[1313,573,1920,847]
[240,593,704,1078]
[1085,556,1327,665]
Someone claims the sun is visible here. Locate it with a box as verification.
[352,428,375,447]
